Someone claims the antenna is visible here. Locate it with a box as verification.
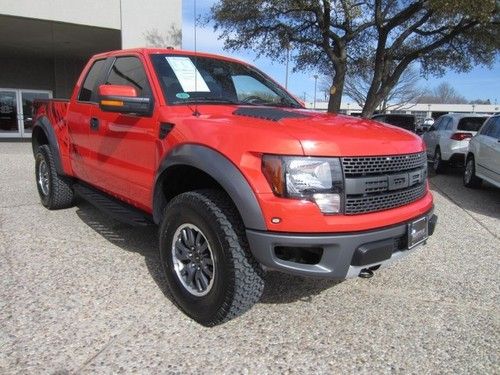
[192,0,200,116]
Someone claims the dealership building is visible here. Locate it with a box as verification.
[0,0,181,138]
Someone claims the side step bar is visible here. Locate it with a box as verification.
[73,183,153,227]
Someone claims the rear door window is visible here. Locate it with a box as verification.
[488,117,500,138]
[78,59,106,102]
[445,118,454,130]
[437,117,449,131]
[457,117,488,132]
[479,118,494,135]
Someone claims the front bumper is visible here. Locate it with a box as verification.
[246,210,437,280]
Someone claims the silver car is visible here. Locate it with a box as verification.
[464,114,500,188]
[423,113,489,173]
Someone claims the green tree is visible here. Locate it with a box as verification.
[210,0,499,116]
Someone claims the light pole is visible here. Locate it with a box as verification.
[313,74,318,109]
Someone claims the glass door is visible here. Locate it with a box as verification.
[0,89,52,138]
[20,90,52,137]
[0,90,20,137]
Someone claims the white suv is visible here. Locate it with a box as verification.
[464,114,500,188]
[423,113,489,173]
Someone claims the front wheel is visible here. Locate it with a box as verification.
[463,156,482,188]
[159,190,264,326]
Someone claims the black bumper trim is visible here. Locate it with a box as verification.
[246,210,436,280]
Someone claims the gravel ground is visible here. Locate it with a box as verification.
[0,142,498,374]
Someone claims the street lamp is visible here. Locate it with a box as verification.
[313,74,318,109]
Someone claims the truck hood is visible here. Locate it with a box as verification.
[280,110,425,156]
[164,106,425,157]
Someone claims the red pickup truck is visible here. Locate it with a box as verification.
[32,48,436,325]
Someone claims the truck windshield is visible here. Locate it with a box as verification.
[150,54,301,108]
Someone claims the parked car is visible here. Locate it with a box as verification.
[417,117,435,133]
[31,48,437,325]
[371,113,416,132]
[422,113,489,173]
[464,114,500,188]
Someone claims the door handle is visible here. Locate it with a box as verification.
[90,117,99,131]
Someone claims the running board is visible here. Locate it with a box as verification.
[73,183,153,227]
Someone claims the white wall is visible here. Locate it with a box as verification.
[120,0,182,48]
[0,0,121,29]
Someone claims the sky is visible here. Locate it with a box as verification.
[181,0,500,105]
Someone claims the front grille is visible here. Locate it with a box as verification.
[342,152,427,214]
[342,152,427,177]
[345,183,426,214]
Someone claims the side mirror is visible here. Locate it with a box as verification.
[98,84,153,116]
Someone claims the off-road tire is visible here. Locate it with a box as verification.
[463,155,482,188]
[35,145,74,209]
[159,189,265,326]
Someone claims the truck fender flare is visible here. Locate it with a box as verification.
[153,144,266,231]
[32,116,64,175]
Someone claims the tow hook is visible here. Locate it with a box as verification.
[359,268,374,278]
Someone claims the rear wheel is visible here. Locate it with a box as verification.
[432,147,447,174]
[463,155,482,188]
[159,189,264,326]
[35,145,74,209]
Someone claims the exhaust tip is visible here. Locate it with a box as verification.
[359,268,374,278]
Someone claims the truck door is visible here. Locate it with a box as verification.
[87,55,158,211]
[66,58,108,181]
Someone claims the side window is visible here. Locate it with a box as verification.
[436,117,447,131]
[488,117,500,138]
[105,57,151,98]
[430,118,442,131]
[78,59,106,102]
[445,118,454,130]
[479,118,493,136]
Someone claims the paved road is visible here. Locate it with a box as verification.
[1,142,498,374]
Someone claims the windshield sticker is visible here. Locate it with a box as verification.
[176,92,190,99]
[166,56,210,93]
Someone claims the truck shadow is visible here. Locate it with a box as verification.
[75,201,339,306]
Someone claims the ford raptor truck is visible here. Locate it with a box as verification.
[32,48,437,326]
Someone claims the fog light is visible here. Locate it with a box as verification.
[313,193,341,214]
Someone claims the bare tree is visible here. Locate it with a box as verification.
[143,25,182,48]
[418,83,468,104]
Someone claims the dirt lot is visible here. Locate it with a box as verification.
[1,142,498,374]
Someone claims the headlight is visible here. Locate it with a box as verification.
[262,155,344,214]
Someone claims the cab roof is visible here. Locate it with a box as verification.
[92,48,250,66]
